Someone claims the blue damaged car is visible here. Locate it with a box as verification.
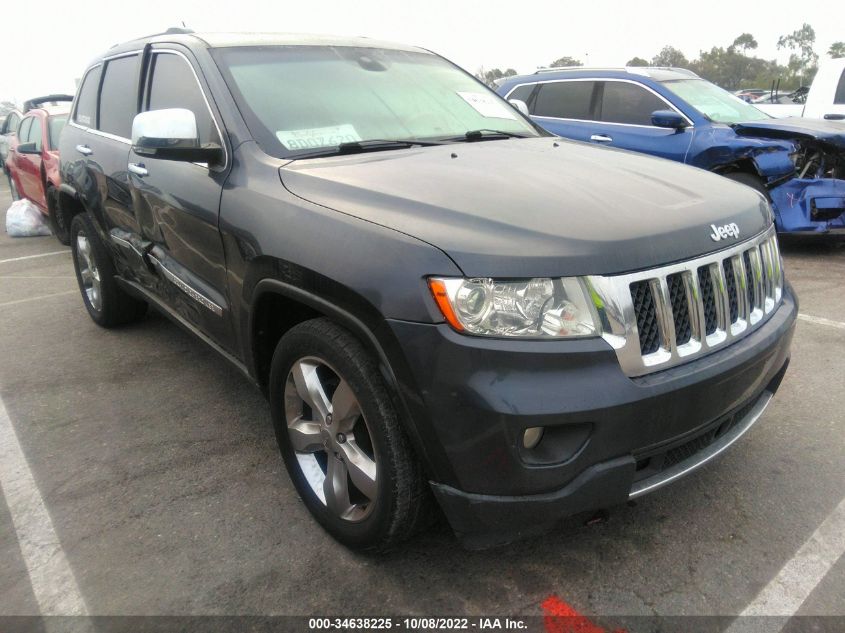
[496,67,845,234]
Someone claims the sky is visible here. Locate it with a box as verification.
[3,0,844,104]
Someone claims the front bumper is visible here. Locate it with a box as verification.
[387,286,797,547]
[770,178,845,233]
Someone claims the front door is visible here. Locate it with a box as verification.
[588,80,694,162]
[127,47,232,351]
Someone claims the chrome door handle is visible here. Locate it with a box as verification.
[128,163,148,177]
[590,134,613,143]
[75,144,93,156]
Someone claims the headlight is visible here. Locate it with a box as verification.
[428,277,600,338]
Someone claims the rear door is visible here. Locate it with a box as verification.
[591,80,694,162]
[524,80,599,142]
[127,47,232,350]
[92,53,141,242]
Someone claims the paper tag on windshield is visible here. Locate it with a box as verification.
[276,124,362,150]
[457,92,516,120]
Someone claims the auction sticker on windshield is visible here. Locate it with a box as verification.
[457,92,516,120]
[276,125,362,150]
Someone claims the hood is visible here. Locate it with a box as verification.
[733,117,845,150]
[280,138,771,278]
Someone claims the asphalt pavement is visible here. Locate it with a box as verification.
[0,179,842,629]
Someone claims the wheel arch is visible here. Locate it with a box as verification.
[248,278,399,397]
[246,276,451,484]
[56,183,86,225]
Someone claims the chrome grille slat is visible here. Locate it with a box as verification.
[732,253,750,329]
[587,227,783,377]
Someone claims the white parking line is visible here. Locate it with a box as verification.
[0,251,70,265]
[0,290,78,309]
[797,313,845,331]
[0,396,88,615]
[725,496,845,632]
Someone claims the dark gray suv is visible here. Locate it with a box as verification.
[59,30,796,549]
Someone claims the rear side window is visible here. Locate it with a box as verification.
[600,81,669,126]
[532,81,595,119]
[835,69,845,105]
[25,117,43,150]
[74,65,101,128]
[17,117,32,143]
[508,84,535,104]
[146,52,218,145]
[99,55,140,138]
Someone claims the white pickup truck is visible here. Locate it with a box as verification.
[756,58,845,120]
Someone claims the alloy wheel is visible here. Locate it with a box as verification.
[76,234,102,311]
[284,357,378,522]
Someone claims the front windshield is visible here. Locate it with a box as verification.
[211,45,540,158]
[662,78,770,124]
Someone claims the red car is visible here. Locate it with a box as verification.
[6,95,73,243]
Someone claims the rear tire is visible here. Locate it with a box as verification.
[46,186,71,245]
[269,318,430,551]
[70,213,147,327]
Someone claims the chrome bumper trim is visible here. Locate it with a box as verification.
[629,390,773,499]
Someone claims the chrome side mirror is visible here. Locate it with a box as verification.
[508,99,530,116]
[131,108,221,163]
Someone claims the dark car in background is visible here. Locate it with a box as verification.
[4,95,73,241]
[60,31,795,549]
[497,67,845,235]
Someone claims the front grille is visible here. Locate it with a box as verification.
[605,228,783,377]
[723,258,739,323]
[697,266,718,335]
[631,281,660,355]
[743,250,756,310]
[667,273,691,345]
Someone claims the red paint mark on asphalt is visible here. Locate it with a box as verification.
[541,595,627,633]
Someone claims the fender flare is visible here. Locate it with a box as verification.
[249,277,400,391]
[247,277,447,481]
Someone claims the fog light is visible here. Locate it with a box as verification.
[522,426,544,449]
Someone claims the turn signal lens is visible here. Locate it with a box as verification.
[427,278,465,332]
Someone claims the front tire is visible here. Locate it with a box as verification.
[723,171,771,201]
[70,213,147,327]
[269,318,430,550]
[7,171,20,201]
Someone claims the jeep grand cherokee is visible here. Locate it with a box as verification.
[59,30,796,549]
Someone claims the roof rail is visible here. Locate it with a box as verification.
[109,26,195,48]
[534,66,627,74]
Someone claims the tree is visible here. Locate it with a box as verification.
[730,33,758,54]
[829,42,845,59]
[474,67,518,86]
[548,56,582,68]
[651,46,689,68]
[777,23,819,85]
[626,56,650,67]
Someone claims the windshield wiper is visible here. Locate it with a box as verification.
[291,138,444,159]
[442,129,530,142]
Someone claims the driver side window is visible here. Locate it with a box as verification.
[26,117,43,151]
[145,52,219,146]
